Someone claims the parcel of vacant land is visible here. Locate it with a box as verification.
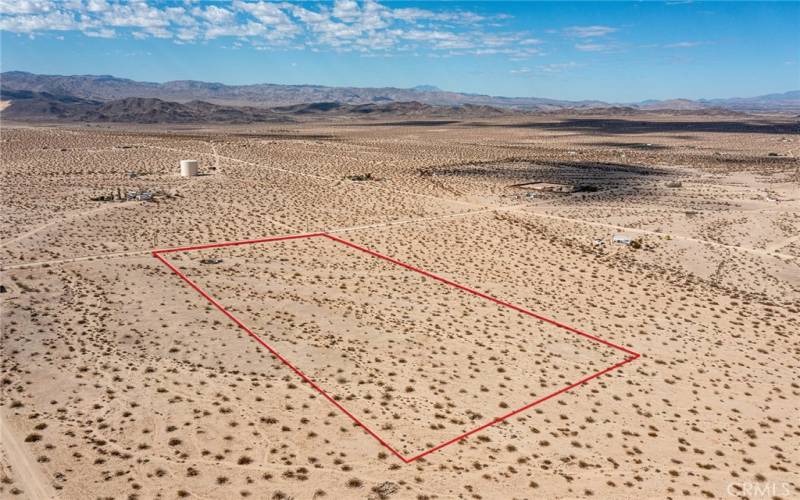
[1,114,798,499]
[155,232,637,462]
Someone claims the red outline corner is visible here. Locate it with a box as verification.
[153,233,640,463]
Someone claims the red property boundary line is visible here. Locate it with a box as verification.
[152,232,640,463]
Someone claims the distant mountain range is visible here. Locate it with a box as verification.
[698,91,800,112]
[1,71,798,124]
[3,71,798,113]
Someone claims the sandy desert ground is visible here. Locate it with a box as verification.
[1,114,798,499]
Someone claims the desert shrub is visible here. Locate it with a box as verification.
[346,478,363,488]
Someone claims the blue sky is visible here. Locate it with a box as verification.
[1,1,798,101]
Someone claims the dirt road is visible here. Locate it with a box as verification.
[0,412,58,499]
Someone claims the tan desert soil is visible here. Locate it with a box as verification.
[1,114,798,499]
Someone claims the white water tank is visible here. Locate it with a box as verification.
[180,159,198,177]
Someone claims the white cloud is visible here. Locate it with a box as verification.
[100,3,173,29]
[565,25,617,38]
[195,5,234,24]
[389,5,485,24]
[236,0,295,30]
[86,0,110,13]
[85,27,115,38]
[332,0,360,22]
[575,43,609,52]
[538,61,578,73]
[287,4,328,25]
[360,0,389,31]
[0,0,542,59]
[664,41,704,48]
[176,27,200,41]
[0,0,55,15]
[0,10,79,32]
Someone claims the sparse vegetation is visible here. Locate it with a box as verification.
[1,112,796,500]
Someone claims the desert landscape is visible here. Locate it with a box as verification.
[1,110,798,499]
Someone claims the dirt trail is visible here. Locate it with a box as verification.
[1,249,153,271]
[522,209,797,261]
[765,232,800,252]
[147,144,487,210]
[2,141,793,272]
[161,144,799,261]
[0,203,128,249]
[0,413,58,499]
